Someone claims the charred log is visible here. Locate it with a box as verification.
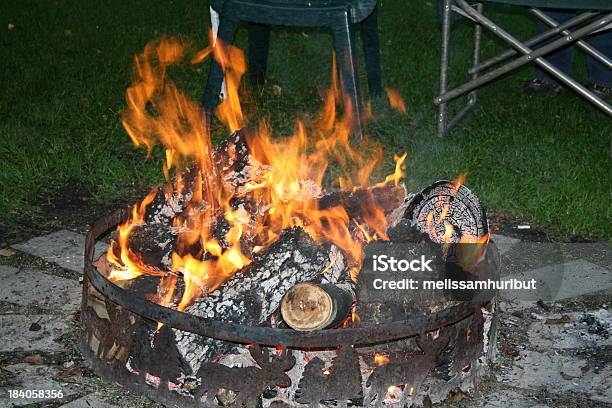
[403,180,488,243]
[318,184,407,222]
[125,223,178,268]
[173,227,350,373]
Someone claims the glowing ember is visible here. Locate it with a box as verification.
[373,353,390,366]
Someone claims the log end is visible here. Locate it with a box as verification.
[281,283,335,331]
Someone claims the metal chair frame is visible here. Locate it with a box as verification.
[435,0,612,137]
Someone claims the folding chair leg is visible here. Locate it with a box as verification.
[437,0,452,137]
[360,5,383,98]
[247,23,271,88]
[438,1,482,136]
[332,12,364,139]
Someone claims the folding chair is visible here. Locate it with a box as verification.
[435,0,612,137]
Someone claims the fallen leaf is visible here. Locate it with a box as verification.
[24,354,44,365]
[536,300,551,311]
[511,310,524,318]
[54,364,82,383]
[447,388,468,402]
[501,343,519,358]
[545,314,571,325]
[0,248,15,257]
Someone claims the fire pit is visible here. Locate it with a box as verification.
[81,179,499,407]
[80,38,499,407]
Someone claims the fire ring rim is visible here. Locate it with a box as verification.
[84,208,493,348]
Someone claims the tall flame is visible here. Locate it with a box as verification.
[108,36,408,310]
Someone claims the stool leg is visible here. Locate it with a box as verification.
[332,12,364,139]
[202,17,239,117]
[360,5,383,98]
[247,23,271,88]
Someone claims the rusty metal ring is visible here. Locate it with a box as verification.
[84,208,492,348]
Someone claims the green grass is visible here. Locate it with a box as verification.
[0,1,610,240]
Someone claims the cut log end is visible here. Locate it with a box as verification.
[281,283,334,331]
[281,283,353,331]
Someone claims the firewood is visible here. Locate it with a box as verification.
[173,227,350,373]
[125,223,178,268]
[124,184,406,270]
[142,130,253,225]
[317,184,407,221]
[280,282,353,331]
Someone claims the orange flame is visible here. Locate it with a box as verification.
[107,36,407,310]
[374,353,390,366]
[385,88,407,113]
[107,190,167,281]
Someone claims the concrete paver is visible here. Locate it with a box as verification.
[0,265,81,313]
[12,230,107,274]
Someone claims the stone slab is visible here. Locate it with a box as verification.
[0,364,81,407]
[527,309,612,350]
[59,393,120,408]
[501,259,611,311]
[0,265,81,313]
[473,390,548,408]
[505,350,612,403]
[555,260,611,300]
[491,234,521,256]
[12,230,108,273]
[0,314,69,352]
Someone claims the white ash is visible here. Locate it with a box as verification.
[481,305,493,358]
[319,244,347,284]
[150,189,194,225]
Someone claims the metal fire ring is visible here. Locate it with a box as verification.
[84,208,494,348]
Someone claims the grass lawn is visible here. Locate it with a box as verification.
[1,1,610,240]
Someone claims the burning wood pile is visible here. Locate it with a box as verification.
[81,37,499,408]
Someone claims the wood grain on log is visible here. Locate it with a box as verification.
[281,283,353,331]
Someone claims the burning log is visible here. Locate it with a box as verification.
[318,184,406,222]
[123,223,178,268]
[174,227,351,373]
[280,282,353,331]
[124,184,406,271]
